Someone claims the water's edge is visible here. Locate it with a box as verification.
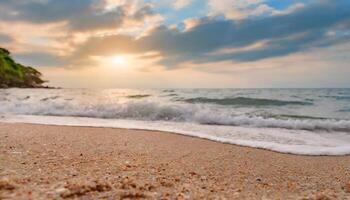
[2,114,350,156]
[2,88,350,156]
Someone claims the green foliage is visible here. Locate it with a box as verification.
[0,47,45,88]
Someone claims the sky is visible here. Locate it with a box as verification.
[0,0,350,88]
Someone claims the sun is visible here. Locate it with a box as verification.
[111,55,127,65]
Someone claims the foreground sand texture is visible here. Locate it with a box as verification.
[0,123,350,199]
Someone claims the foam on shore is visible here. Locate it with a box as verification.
[2,114,350,156]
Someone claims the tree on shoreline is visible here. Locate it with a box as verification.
[0,47,46,88]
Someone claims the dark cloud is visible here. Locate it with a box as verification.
[73,0,350,67]
[0,0,152,32]
[132,4,154,20]
[0,33,13,43]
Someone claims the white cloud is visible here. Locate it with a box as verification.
[183,18,201,30]
[103,0,144,10]
[207,0,306,20]
[207,0,274,19]
[272,3,305,16]
[173,0,192,10]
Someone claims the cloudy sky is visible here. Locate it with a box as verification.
[1,0,350,88]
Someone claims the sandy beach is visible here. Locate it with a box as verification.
[0,123,349,199]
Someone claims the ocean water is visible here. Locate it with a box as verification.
[1,88,350,155]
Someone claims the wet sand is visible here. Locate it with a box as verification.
[0,123,349,199]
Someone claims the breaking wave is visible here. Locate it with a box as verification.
[1,99,349,132]
[181,97,312,106]
[127,94,152,99]
[1,88,350,155]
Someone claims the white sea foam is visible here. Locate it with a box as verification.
[1,114,350,156]
[1,97,350,131]
[1,88,350,155]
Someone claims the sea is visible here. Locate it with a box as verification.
[1,88,350,155]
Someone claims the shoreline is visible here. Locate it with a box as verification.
[1,122,350,199]
[1,114,350,156]
[3,121,350,158]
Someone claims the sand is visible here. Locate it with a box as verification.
[0,123,349,199]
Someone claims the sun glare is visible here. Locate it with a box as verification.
[112,55,127,65]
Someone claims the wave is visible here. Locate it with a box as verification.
[126,94,151,99]
[196,114,350,132]
[164,93,178,97]
[336,96,350,100]
[19,96,31,100]
[272,114,328,120]
[1,99,349,132]
[321,95,350,101]
[40,96,61,101]
[2,115,350,156]
[0,97,9,102]
[182,97,312,106]
[2,88,350,156]
[162,89,175,93]
[339,108,350,112]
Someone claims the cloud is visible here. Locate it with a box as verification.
[0,0,163,67]
[272,3,305,16]
[207,0,274,20]
[72,0,350,67]
[148,0,193,10]
[207,0,309,20]
[194,41,350,88]
[0,33,13,43]
[173,0,192,10]
[14,52,68,67]
[1,0,350,72]
[0,0,156,32]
